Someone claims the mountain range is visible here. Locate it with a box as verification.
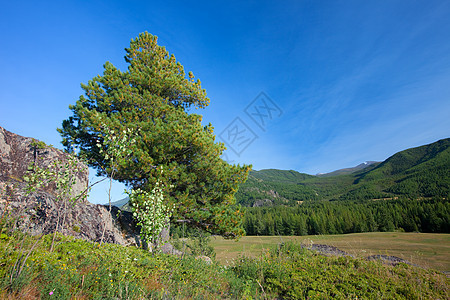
[316,161,379,177]
[236,138,450,206]
[109,138,449,209]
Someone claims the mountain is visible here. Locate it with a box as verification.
[316,161,379,177]
[249,169,314,183]
[89,139,450,208]
[352,138,450,198]
[109,197,130,208]
[235,138,450,206]
[235,169,319,206]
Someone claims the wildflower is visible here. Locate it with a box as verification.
[49,291,53,295]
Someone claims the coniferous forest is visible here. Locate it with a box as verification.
[238,138,450,236]
[243,198,449,236]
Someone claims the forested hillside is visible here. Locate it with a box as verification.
[236,138,450,206]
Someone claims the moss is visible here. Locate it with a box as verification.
[72,225,80,233]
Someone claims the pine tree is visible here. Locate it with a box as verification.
[59,32,250,238]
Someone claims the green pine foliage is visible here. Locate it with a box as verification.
[244,198,450,236]
[59,32,250,238]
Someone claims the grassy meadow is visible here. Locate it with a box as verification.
[211,232,450,272]
[1,230,449,299]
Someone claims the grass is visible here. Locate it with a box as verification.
[0,230,448,299]
[0,231,233,299]
[211,232,450,272]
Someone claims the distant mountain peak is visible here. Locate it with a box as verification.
[236,138,449,206]
[316,161,379,177]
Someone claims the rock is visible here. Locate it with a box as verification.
[0,126,88,199]
[301,243,418,268]
[0,126,140,246]
[267,189,279,198]
[0,126,181,252]
[252,199,273,207]
[366,255,416,267]
[158,223,182,255]
[195,255,213,265]
[302,243,353,257]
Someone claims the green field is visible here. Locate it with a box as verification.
[210,232,450,272]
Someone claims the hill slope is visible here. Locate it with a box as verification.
[349,138,450,199]
[317,161,379,177]
[236,138,450,206]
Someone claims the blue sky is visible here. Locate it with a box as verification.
[1,1,450,204]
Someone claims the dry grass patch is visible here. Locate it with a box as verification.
[211,232,450,272]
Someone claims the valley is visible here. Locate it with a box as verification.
[236,138,450,206]
[210,232,450,272]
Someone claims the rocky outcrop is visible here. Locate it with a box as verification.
[252,199,273,207]
[195,255,213,265]
[0,126,140,246]
[366,255,417,267]
[0,126,88,198]
[304,244,353,257]
[299,242,417,267]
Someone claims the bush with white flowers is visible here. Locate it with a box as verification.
[127,169,173,247]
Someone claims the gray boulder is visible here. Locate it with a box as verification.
[0,126,139,246]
